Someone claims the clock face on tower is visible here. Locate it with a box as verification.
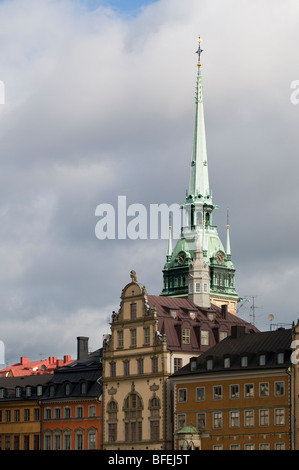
[178,251,186,264]
[216,251,224,264]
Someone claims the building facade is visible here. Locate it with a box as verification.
[0,375,50,450]
[40,337,103,450]
[171,326,292,450]
[102,271,257,450]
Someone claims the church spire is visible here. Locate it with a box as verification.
[188,37,211,205]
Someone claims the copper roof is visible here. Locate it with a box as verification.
[147,295,258,354]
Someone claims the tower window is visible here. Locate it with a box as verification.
[196,282,201,293]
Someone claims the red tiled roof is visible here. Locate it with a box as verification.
[0,355,74,377]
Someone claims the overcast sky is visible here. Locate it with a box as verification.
[0,0,299,365]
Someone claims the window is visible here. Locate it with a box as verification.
[123,360,130,376]
[110,361,116,377]
[230,384,239,399]
[241,356,248,367]
[76,432,83,450]
[26,386,31,397]
[34,408,39,421]
[124,393,143,442]
[259,354,266,366]
[213,412,223,429]
[149,397,160,418]
[259,409,269,426]
[197,412,206,429]
[201,330,209,346]
[88,432,97,450]
[45,408,51,420]
[196,282,200,292]
[37,385,43,396]
[50,385,55,397]
[275,408,285,426]
[108,423,117,442]
[44,434,51,450]
[196,387,205,401]
[131,303,137,319]
[107,400,118,421]
[244,409,254,427]
[275,381,285,396]
[14,409,20,422]
[213,386,222,400]
[177,414,186,430]
[230,410,240,428]
[15,387,21,398]
[14,436,20,450]
[244,443,255,450]
[259,443,270,450]
[277,352,284,364]
[152,357,158,373]
[131,329,137,347]
[54,408,61,419]
[54,433,61,450]
[76,406,83,418]
[178,388,187,402]
[170,310,178,319]
[150,420,160,440]
[219,331,227,341]
[24,435,30,451]
[65,383,70,395]
[0,388,5,398]
[230,444,240,450]
[144,327,150,345]
[24,409,30,422]
[89,405,96,417]
[80,382,87,394]
[245,383,254,398]
[137,358,144,375]
[182,329,190,344]
[117,330,124,348]
[206,358,213,370]
[64,407,71,419]
[64,433,71,450]
[5,410,11,422]
[260,382,269,397]
[224,357,230,368]
[174,358,182,372]
[275,442,286,450]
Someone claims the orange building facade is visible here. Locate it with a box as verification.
[171,326,292,450]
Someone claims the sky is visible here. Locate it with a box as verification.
[0,0,299,364]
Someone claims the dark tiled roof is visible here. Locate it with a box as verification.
[40,349,102,400]
[147,295,258,354]
[171,327,292,376]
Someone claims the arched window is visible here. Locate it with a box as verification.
[149,396,161,418]
[123,393,143,442]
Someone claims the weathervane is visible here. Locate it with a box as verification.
[196,37,203,65]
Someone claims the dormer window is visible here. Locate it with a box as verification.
[189,312,196,320]
[207,358,213,370]
[241,356,248,367]
[224,357,230,369]
[182,329,190,344]
[259,354,266,366]
[15,386,22,398]
[277,352,284,364]
[170,310,178,320]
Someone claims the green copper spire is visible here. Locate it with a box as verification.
[188,37,211,205]
[161,38,239,313]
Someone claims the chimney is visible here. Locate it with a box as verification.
[63,355,71,364]
[20,357,29,365]
[221,304,228,320]
[77,337,89,361]
[230,325,246,339]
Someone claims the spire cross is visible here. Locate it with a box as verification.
[196,37,203,65]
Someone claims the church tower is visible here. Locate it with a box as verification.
[161,38,239,314]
